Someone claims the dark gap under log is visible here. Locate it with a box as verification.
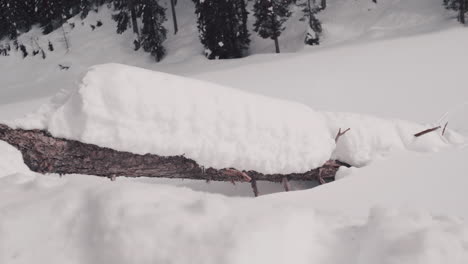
[0,124,345,184]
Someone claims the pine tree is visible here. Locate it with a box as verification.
[444,0,467,24]
[0,0,34,39]
[140,0,167,61]
[253,0,291,53]
[35,0,69,34]
[233,0,250,56]
[112,0,141,37]
[193,0,250,59]
[304,0,322,45]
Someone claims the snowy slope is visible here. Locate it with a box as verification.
[0,0,459,106]
[194,28,468,132]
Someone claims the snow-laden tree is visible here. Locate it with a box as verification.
[253,0,291,53]
[140,0,167,61]
[193,0,250,59]
[35,0,69,33]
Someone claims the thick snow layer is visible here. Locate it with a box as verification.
[267,147,468,217]
[0,143,468,264]
[0,141,31,178]
[43,63,335,174]
[324,112,464,166]
[11,63,460,173]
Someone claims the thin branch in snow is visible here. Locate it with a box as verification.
[414,126,441,137]
[442,122,449,136]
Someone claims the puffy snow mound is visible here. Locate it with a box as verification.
[1,148,468,264]
[10,63,458,173]
[0,141,31,178]
[46,63,335,174]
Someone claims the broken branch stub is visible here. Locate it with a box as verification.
[335,128,351,143]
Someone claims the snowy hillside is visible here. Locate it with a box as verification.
[0,0,460,106]
[1,0,468,263]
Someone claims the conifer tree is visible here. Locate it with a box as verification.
[253,0,291,53]
[193,0,250,59]
[0,0,33,39]
[35,0,67,33]
[140,0,167,61]
[444,0,467,24]
[113,0,141,37]
[304,0,322,45]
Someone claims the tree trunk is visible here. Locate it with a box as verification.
[0,124,345,183]
[170,0,178,34]
[129,0,140,37]
[460,0,466,24]
[320,0,326,10]
[274,36,280,53]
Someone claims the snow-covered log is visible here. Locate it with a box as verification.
[0,124,343,183]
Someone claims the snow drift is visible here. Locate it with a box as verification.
[10,63,461,174]
[45,63,335,174]
[1,142,468,264]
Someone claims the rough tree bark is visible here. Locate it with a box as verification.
[170,0,178,34]
[274,36,280,53]
[128,0,140,38]
[0,124,345,184]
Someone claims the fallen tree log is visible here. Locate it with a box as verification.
[0,124,345,184]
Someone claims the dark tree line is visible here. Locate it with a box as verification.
[193,0,250,59]
[0,0,167,60]
[0,0,321,60]
[0,0,465,61]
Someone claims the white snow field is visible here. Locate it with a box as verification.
[1,0,468,263]
[0,142,468,264]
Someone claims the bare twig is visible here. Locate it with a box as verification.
[251,178,259,197]
[442,122,448,136]
[282,177,291,192]
[223,168,252,182]
[335,128,351,143]
[414,126,441,137]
